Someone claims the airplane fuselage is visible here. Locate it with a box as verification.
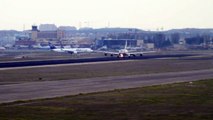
[118,49,129,57]
[49,42,93,54]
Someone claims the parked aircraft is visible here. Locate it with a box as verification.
[32,44,50,49]
[49,42,93,54]
[99,41,155,58]
[0,46,6,51]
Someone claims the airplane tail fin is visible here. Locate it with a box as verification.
[124,40,128,49]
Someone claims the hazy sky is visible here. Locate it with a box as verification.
[0,0,213,30]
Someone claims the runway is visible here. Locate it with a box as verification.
[0,54,192,68]
[0,69,213,103]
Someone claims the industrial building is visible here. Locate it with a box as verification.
[39,24,57,31]
[96,39,138,49]
[30,26,64,40]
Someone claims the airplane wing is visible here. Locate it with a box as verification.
[95,50,119,55]
[128,51,156,55]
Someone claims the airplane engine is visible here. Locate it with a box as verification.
[68,51,77,54]
[68,51,74,54]
[73,51,78,54]
[118,53,124,58]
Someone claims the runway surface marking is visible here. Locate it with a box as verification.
[0,69,213,103]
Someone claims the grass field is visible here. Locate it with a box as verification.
[1,58,213,84]
[0,79,212,120]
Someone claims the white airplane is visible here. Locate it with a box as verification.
[33,44,50,49]
[49,42,93,54]
[100,41,155,58]
[0,46,6,51]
